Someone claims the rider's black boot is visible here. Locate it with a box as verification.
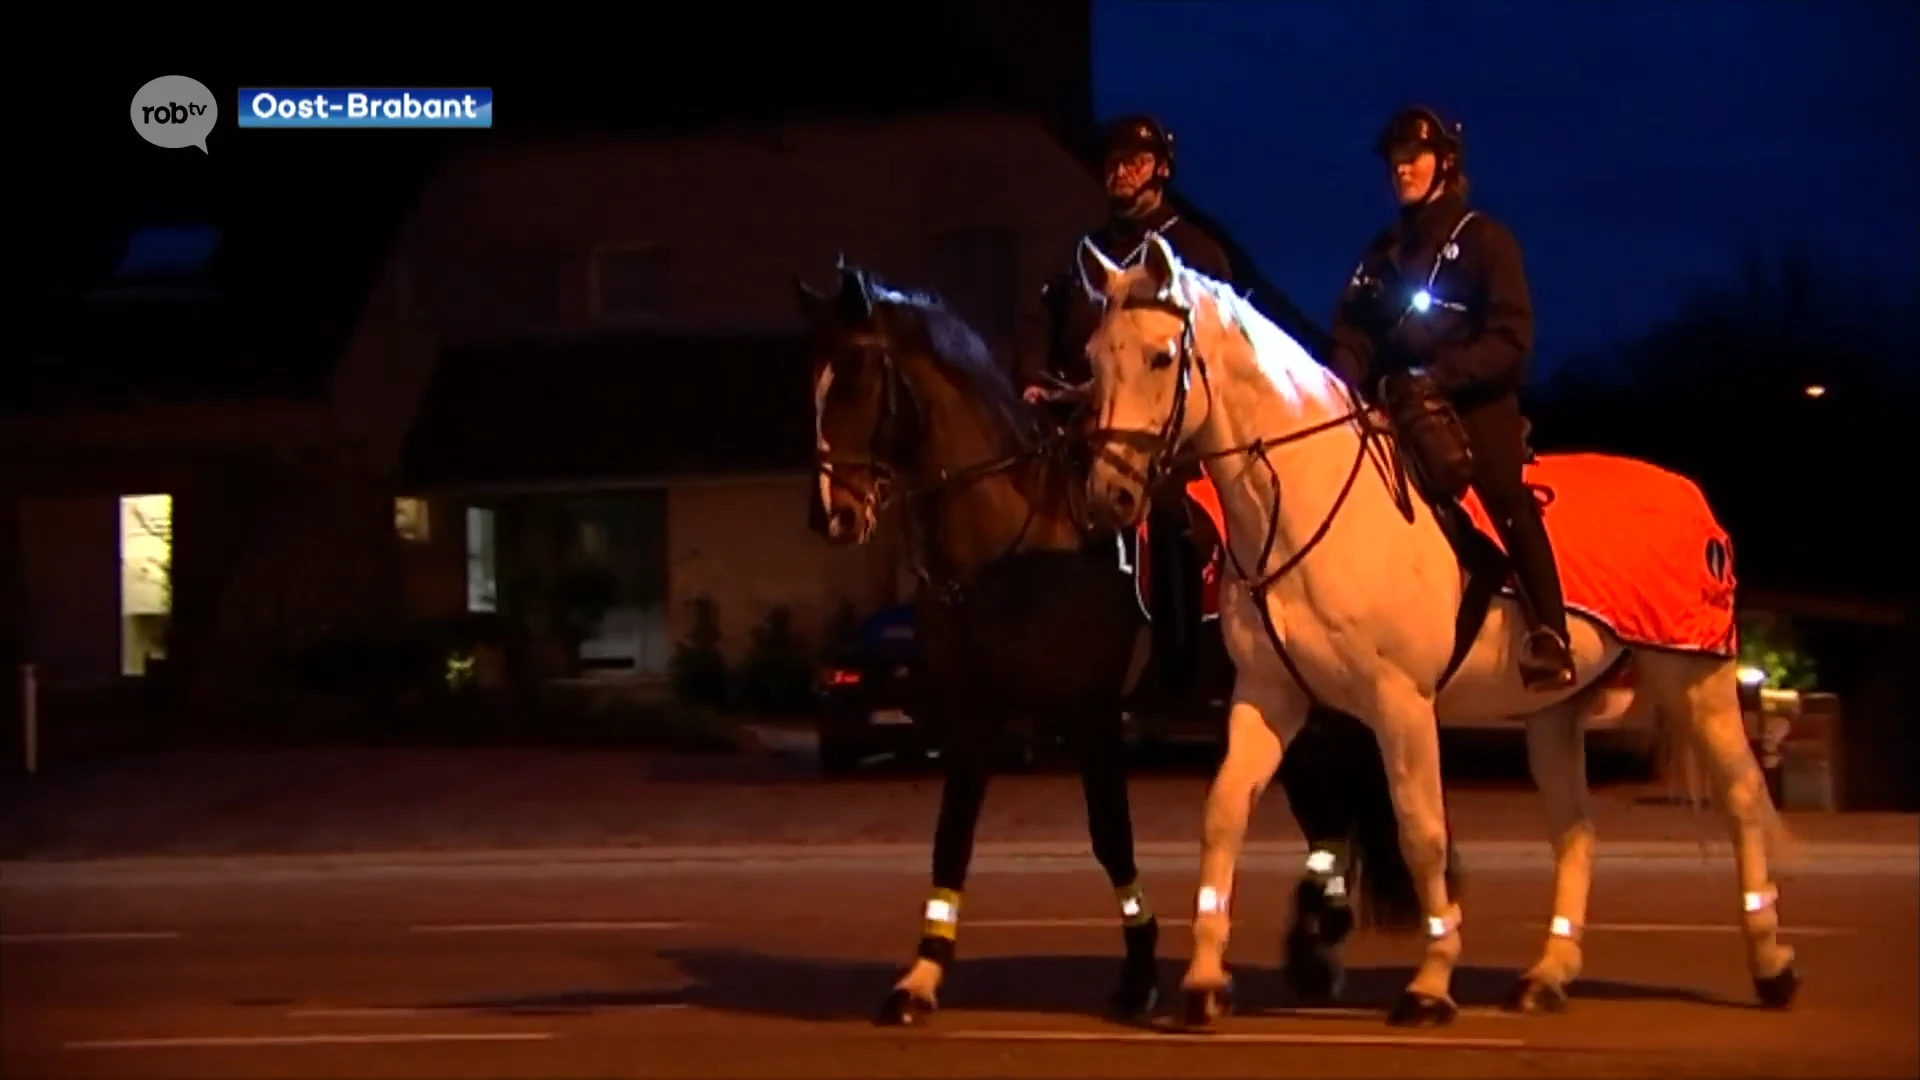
[1500,503,1576,691]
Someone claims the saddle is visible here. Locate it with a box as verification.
[1381,370,1474,501]
[1370,375,1518,692]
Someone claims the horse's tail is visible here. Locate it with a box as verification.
[1648,654,1800,871]
[1298,714,1461,934]
[1348,769,1463,935]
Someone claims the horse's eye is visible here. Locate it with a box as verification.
[1149,349,1176,371]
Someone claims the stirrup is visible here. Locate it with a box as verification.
[1519,628,1576,690]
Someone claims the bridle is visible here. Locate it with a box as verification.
[814,332,914,517]
[1090,282,1392,700]
[813,330,1081,596]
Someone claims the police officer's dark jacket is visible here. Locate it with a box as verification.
[1325,190,1534,408]
[1021,202,1233,388]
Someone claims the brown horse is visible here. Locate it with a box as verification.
[801,263,1161,1024]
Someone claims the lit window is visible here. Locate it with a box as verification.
[466,506,497,612]
[395,497,431,543]
[119,494,173,676]
[115,225,221,279]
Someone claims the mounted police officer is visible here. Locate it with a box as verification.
[1019,113,1233,404]
[1014,114,1234,699]
[1324,105,1575,690]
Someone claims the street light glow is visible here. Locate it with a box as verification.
[1803,384,1827,399]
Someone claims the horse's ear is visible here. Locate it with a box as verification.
[1142,232,1179,295]
[836,265,874,327]
[1077,237,1121,299]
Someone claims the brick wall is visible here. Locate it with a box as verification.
[667,476,879,661]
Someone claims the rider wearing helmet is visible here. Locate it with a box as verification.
[1014,114,1234,699]
[1324,105,1576,691]
[1018,113,1233,401]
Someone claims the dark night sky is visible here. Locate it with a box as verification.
[1093,0,1920,377]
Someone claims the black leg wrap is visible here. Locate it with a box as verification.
[915,935,956,967]
[1284,877,1351,1005]
[1110,918,1162,1022]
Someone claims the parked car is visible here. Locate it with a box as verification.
[814,604,935,774]
[814,604,1082,774]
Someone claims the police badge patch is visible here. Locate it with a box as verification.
[1705,537,1730,583]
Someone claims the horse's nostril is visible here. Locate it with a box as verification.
[828,507,857,535]
[1110,486,1138,519]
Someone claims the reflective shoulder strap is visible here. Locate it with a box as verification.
[1422,211,1479,288]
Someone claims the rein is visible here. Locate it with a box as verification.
[1093,289,1390,701]
[813,344,1087,599]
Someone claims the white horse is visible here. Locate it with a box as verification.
[1074,233,1799,1027]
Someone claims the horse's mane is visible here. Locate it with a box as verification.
[862,274,1034,451]
[1167,263,1347,410]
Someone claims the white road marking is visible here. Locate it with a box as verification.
[408,920,692,934]
[944,1028,1524,1049]
[287,1007,433,1019]
[1552,921,1856,937]
[287,1003,689,1019]
[1258,1005,1524,1022]
[968,917,1195,929]
[1,931,183,944]
[68,1032,555,1051]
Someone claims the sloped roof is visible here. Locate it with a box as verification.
[8,1,1091,422]
[403,333,815,490]
[8,142,442,418]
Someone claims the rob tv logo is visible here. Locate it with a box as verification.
[130,75,218,153]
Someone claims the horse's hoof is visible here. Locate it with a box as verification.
[1109,973,1161,1025]
[1754,965,1802,1010]
[1502,976,1569,1015]
[1283,927,1347,1005]
[1181,981,1234,1029]
[1387,990,1458,1027]
[874,987,936,1027]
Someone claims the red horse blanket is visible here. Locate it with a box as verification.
[1135,454,1737,656]
[1133,476,1228,619]
[1463,452,1738,656]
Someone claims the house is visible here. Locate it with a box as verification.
[381,111,1118,675]
[5,0,1336,707]
[5,156,439,712]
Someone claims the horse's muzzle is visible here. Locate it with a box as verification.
[1087,470,1148,530]
[824,504,875,545]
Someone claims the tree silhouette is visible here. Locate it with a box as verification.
[1528,247,1916,599]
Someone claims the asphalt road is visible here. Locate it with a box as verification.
[3,846,1915,1079]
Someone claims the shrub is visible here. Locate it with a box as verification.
[1738,613,1819,691]
[736,605,819,717]
[669,594,732,709]
[819,599,861,663]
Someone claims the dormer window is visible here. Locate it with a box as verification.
[114,224,222,280]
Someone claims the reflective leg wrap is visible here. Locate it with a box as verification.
[1303,840,1352,904]
[1115,882,1155,928]
[1742,884,1782,939]
[921,887,961,943]
[1548,915,1584,943]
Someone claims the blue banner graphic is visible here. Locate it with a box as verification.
[237,88,493,129]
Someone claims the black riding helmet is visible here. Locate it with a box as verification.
[1375,105,1464,178]
[1100,113,1177,180]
